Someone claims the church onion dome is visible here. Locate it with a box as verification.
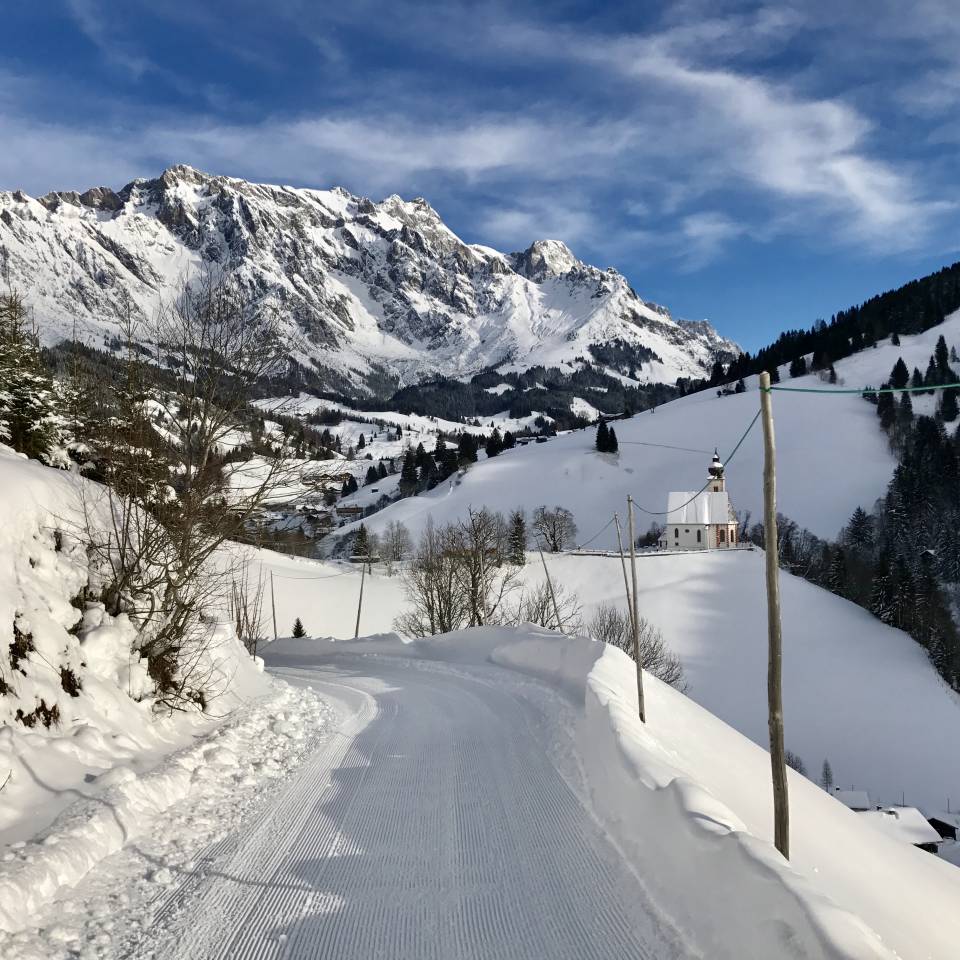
[708,449,724,478]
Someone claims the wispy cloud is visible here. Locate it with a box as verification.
[64,0,153,77]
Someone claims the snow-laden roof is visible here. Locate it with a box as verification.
[666,490,734,526]
[859,807,943,847]
[833,789,871,811]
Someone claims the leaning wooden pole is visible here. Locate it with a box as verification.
[614,513,637,637]
[760,371,789,860]
[627,496,646,722]
[536,539,564,634]
[270,571,278,641]
[354,559,367,640]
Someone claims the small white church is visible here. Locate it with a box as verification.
[658,450,739,551]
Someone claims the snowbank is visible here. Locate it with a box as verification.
[0,447,322,934]
[270,626,960,959]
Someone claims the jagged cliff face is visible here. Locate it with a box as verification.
[0,165,739,396]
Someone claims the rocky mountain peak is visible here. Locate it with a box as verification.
[510,239,580,281]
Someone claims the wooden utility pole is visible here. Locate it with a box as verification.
[614,513,636,637]
[626,496,646,723]
[269,571,278,641]
[354,559,367,639]
[536,540,564,633]
[760,370,789,860]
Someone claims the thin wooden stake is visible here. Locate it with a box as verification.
[627,496,646,723]
[614,513,637,638]
[354,559,366,639]
[270,570,278,641]
[760,370,789,860]
[536,539,564,634]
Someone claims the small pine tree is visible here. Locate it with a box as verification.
[358,433,366,450]
[607,426,618,452]
[508,509,527,565]
[292,617,306,638]
[486,427,503,458]
[936,335,950,373]
[820,758,834,792]
[890,357,910,389]
[891,332,901,346]
[911,366,924,390]
[828,364,837,384]
[734,378,746,393]
[789,356,808,378]
[365,465,379,485]
[355,524,370,558]
[596,420,609,452]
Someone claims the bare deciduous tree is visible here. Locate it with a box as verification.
[589,602,687,690]
[532,505,578,552]
[514,581,583,634]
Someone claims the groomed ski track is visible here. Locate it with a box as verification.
[138,651,692,960]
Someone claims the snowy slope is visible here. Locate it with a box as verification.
[0,165,737,394]
[342,309,960,547]
[247,541,960,814]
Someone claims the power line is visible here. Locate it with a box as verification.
[765,381,960,396]
[616,440,713,455]
[576,515,615,550]
[269,567,357,581]
[630,408,762,517]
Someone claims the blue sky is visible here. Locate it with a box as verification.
[2,1,959,350]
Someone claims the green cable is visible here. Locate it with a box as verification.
[762,382,960,395]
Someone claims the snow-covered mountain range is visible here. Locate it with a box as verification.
[0,165,738,396]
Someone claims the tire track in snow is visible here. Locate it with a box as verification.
[139,656,692,960]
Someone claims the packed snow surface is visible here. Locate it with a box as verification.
[29,625,959,960]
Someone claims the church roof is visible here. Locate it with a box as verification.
[666,490,734,525]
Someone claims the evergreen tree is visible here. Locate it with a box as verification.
[769,365,781,383]
[399,449,419,496]
[438,446,459,480]
[891,332,901,346]
[890,357,910,389]
[844,507,874,551]
[828,364,838,384]
[911,366,924,390]
[507,509,527,565]
[734,378,746,393]
[358,433,365,450]
[486,427,503,458]
[418,455,438,490]
[292,617,306,638]
[341,475,358,497]
[789,355,808,378]
[608,426,618,452]
[502,430,516,450]
[870,553,893,624]
[0,292,63,463]
[596,420,610,452]
[941,388,959,423]
[365,465,379,485]
[457,432,478,466]
[826,547,849,598]
[708,360,725,386]
[820,759,834,792]
[936,335,950,374]
[377,461,388,479]
[355,524,370,558]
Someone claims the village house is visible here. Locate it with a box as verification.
[859,806,944,855]
[659,451,739,551]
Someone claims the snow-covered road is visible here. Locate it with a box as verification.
[140,653,691,960]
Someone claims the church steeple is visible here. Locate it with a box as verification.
[708,448,725,492]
